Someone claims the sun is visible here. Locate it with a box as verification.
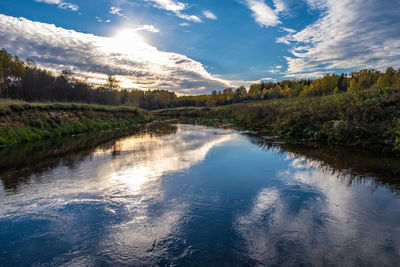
[97,27,168,70]
[99,28,147,55]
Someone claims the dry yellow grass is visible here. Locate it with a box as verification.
[0,98,26,105]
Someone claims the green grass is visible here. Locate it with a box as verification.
[0,101,153,145]
[154,87,400,154]
[0,100,144,113]
[3,88,400,153]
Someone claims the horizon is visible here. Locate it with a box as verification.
[1,0,400,95]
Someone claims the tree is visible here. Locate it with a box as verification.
[235,86,247,96]
[223,88,233,95]
[377,67,395,88]
[395,69,400,87]
[60,69,75,83]
[106,75,119,90]
[249,84,261,95]
[299,84,316,97]
[337,73,347,92]
[3,48,400,109]
[269,84,282,98]
[0,49,13,96]
[320,74,339,95]
[280,85,291,97]
[348,78,357,91]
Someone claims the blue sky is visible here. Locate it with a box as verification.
[0,0,399,94]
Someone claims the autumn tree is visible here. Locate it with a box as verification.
[106,75,119,90]
[377,67,395,87]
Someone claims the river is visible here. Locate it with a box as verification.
[0,123,399,266]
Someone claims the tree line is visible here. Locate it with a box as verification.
[1,48,400,109]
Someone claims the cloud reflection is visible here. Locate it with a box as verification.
[1,126,399,265]
[0,124,233,265]
[235,153,400,265]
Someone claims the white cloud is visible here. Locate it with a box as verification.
[280,27,296,33]
[132,25,160,33]
[35,0,61,3]
[179,22,190,27]
[261,77,274,81]
[109,6,128,19]
[275,35,290,45]
[284,71,326,79]
[34,0,79,11]
[0,14,232,94]
[144,0,202,22]
[265,65,284,74]
[110,6,122,14]
[304,0,327,10]
[278,0,400,78]
[203,10,217,20]
[272,0,286,13]
[176,13,202,23]
[243,0,285,28]
[215,76,275,88]
[145,0,186,12]
[57,2,79,11]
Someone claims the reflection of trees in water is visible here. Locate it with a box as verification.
[2,122,398,195]
[0,122,177,191]
[248,136,400,194]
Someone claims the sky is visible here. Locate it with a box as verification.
[0,0,400,94]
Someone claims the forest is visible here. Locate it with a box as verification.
[1,48,400,109]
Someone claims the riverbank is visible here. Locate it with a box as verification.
[0,101,152,146]
[154,87,400,154]
[2,87,400,153]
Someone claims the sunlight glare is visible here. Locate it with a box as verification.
[112,165,152,194]
[100,28,147,55]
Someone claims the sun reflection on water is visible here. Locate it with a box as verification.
[95,125,233,196]
[2,124,399,266]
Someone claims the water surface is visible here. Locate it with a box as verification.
[0,124,399,266]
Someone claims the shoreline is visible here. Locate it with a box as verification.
[0,102,153,146]
[1,87,400,155]
[153,87,400,155]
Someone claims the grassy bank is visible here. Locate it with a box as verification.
[0,100,152,146]
[154,87,400,153]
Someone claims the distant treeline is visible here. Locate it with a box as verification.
[1,48,400,109]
